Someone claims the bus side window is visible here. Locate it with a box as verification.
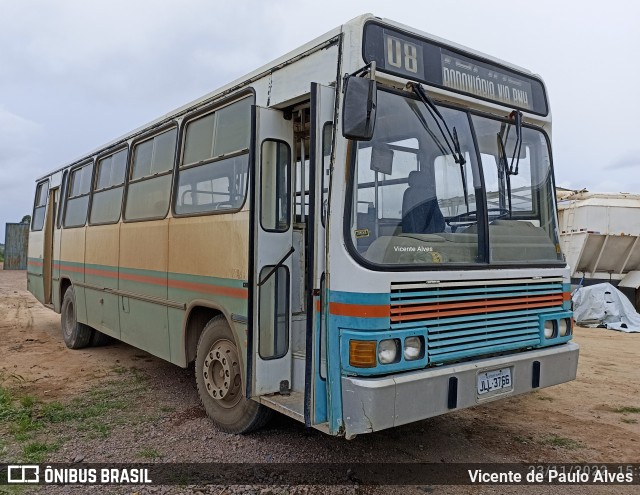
[175,97,251,215]
[125,128,177,221]
[259,265,290,359]
[261,140,291,232]
[32,180,50,231]
[64,162,93,228]
[90,148,127,224]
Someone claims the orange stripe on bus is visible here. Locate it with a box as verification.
[562,292,571,301]
[54,263,83,273]
[28,260,43,267]
[390,294,562,315]
[390,300,562,322]
[53,262,247,299]
[84,267,119,278]
[168,279,247,299]
[329,302,390,318]
[118,271,167,286]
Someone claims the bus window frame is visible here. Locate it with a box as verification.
[57,171,68,230]
[31,179,50,232]
[89,145,129,226]
[342,86,564,272]
[123,123,179,223]
[172,92,254,219]
[259,138,292,233]
[63,160,95,229]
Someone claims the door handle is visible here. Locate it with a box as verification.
[258,246,295,287]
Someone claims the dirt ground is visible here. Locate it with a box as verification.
[1,268,639,494]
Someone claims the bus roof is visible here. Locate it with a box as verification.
[38,13,543,181]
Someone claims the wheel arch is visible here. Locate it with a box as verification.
[59,277,73,308]
[182,300,246,379]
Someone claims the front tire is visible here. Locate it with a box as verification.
[195,315,272,433]
[60,286,93,349]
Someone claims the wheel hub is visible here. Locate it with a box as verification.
[202,339,241,407]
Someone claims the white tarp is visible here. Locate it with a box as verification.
[572,283,640,332]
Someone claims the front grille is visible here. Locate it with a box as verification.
[390,277,565,364]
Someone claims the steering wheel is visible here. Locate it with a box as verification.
[446,208,511,232]
[487,207,511,220]
[446,211,477,225]
[445,211,477,233]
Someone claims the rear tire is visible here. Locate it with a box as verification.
[90,330,113,347]
[60,286,93,349]
[195,315,272,433]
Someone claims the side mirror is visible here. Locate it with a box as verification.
[342,75,377,141]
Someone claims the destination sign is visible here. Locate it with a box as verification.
[441,51,533,110]
[362,22,548,115]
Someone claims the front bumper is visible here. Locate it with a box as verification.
[341,342,579,438]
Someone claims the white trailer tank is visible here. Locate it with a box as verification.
[557,190,640,308]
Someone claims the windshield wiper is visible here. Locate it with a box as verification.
[408,82,466,166]
[408,82,468,210]
[406,101,448,156]
[498,110,523,176]
[496,132,512,213]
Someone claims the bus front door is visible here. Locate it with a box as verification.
[306,83,335,426]
[43,187,58,305]
[249,106,295,396]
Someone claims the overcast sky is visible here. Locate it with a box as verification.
[1,0,638,241]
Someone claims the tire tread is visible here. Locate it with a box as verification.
[195,315,273,434]
[61,287,93,349]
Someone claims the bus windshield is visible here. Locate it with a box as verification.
[347,88,562,267]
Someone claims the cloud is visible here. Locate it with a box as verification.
[607,151,640,170]
[0,107,43,184]
[0,108,46,235]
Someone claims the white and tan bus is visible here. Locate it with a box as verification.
[27,14,578,438]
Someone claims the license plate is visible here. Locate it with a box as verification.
[477,367,512,396]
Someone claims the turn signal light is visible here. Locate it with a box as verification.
[349,340,377,368]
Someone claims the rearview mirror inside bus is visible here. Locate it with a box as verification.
[370,145,393,175]
[342,76,377,141]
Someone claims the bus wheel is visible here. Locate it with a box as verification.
[90,330,113,347]
[60,286,93,349]
[195,315,272,434]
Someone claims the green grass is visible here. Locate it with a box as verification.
[77,420,112,439]
[0,368,148,462]
[22,441,60,463]
[544,434,582,450]
[615,406,640,414]
[1,388,41,437]
[138,448,162,460]
[621,418,638,424]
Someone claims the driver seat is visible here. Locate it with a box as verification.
[402,170,445,234]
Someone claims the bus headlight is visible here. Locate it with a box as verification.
[559,318,571,337]
[378,339,400,364]
[404,336,423,361]
[543,320,557,339]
